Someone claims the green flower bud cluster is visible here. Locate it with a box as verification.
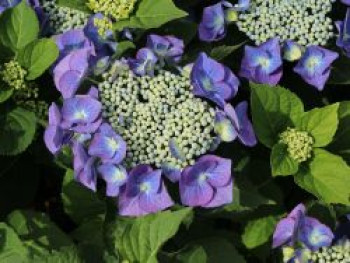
[279,127,314,163]
[98,65,216,170]
[42,0,89,34]
[93,16,113,37]
[236,0,336,46]
[14,84,48,119]
[87,0,138,20]
[0,60,27,90]
[309,239,350,263]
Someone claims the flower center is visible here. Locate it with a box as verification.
[98,65,216,170]
[198,173,208,183]
[108,137,119,151]
[279,127,314,163]
[305,56,321,73]
[257,56,271,70]
[139,182,150,193]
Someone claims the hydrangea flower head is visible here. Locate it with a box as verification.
[179,155,232,208]
[86,0,138,21]
[336,8,350,57]
[88,123,127,164]
[294,46,338,91]
[215,101,257,146]
[240,38,283,86]
[146,34,184,64]
[191,52,239,108]
[118,165,174,216]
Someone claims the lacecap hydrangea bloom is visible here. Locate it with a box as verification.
[45,33,257,217]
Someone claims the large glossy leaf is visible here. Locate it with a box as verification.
[270,143,299,177]
[17,38,59,80]
[295,149,350,205]
[106,208,192,263]
[0,0,39,52]
[0,107,36,155]
[113,0,187,31]
[0,223,28,263]
[295,103,339,147]
[250,83,304,148]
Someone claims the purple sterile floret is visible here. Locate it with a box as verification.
[97,164,127,197]
[240,38,283,86]
[294,46,338,91]
[273,204,306,248]
[60,89,102,134]
[128,48,158,76]
[341,0,350,5]
[215,101,257,147]
[72,141,97,191]
[88,123,127,164]
[273,203,334,251]
[54,47,94,99]
[336,8,350,57]
[199,3,226,42]
[191,52,239,108]
[146,34,184,64]
[55,29,93,65]
[180,155,232,208]
[118,165,174,216]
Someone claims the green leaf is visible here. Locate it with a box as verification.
[271,143,299,177]
[328,101,350,164]
[329,55,350,85]
[295,149,350,205]
[250,83,304,148]
[176,246,207,263]
[0,107,36,155]
[106,208,192,263]
[0,84,13,103]
[114,41,136,59]
[62,169,106,225]
[242,216,279,249]
[31,246,83,263]
[191,238,246,263]
[0,0,39,52]
[17,38,59,80]
[56,0,91,13]
[0,223,28,263]
[7,210,73,255]
[114,0,188,31]
[210,43,246,61]
[295,103,339,147]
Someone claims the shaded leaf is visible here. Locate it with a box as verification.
[271,143,299,177]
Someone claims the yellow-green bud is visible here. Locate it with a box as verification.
[1,60,27,90]
[279,127,314,163]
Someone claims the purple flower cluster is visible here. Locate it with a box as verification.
[128,34,184,76]
[240,38,338,91]
[273,204,334,251]
[336,8,350,58]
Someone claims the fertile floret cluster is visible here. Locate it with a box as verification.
[87,0,138,20]
[42,0,89,34]
[309,239,350,263]
[98,64,216,170]
[279,127,314,163]
[236,0,335,46]
[14,85,48,120]
[1,60,27,90]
